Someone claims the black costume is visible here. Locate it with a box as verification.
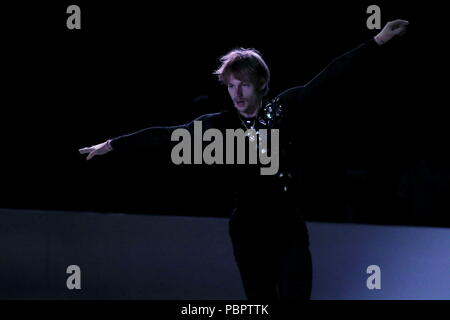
[109,38,381,300]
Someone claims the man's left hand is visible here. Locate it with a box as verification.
[374,19,410,45]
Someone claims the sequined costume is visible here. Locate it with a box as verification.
[109,39,381,299]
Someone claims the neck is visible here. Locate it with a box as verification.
[239,101,262,118]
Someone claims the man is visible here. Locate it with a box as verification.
[79,20,409,300]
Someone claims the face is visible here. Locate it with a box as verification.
[227,74,263,116]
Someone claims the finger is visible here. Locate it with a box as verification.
[390,19,409,24]
[79,148,93,154]
[396,19,409,25]
[86,151,95,161]
[392,20,410,29]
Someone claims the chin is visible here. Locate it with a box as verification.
[234,105,247,112]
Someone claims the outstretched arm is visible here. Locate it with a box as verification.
[279,19,409,108]
[78,126,173,161]
[78,112,222,160]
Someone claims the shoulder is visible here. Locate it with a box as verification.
[191,110,233,129]
[194,110,228,121]
[277,86,307,104]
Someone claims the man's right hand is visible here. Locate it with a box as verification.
[79,140,113,160]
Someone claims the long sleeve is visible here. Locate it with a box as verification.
[278,38,382,119]
[109,112,224,154]
[109,125,177,154]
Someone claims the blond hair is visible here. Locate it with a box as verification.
[213,48,270,96]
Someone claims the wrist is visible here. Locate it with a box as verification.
[105,139,113,151]
[374,34,385,46]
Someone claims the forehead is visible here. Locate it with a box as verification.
[227,73,253,84]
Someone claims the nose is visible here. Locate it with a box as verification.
[236,85,243,97]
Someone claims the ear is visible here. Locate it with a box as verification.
[260,82,268,94]
[259,81,267,92]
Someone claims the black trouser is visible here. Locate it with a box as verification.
[229,208,312,300]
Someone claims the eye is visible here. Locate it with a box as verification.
[228,84,234,88]
[242,82,250,87]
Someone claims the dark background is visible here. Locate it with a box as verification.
[2,1,449,227]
